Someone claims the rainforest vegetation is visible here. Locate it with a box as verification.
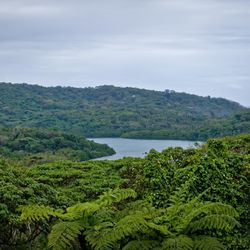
[0,127,115,165]
[1,82,249,140]
[0,133,249,249]
[0,82,250,249]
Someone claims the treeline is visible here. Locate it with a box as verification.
[0,134,249,249]
[0,82,248,140]
[122,110,250,140]
[0,127,115,165]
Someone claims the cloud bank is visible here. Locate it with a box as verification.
[0,0,250,106]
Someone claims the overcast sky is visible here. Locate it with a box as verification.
[0,0,250,106]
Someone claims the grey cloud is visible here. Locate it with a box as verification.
[0,0,250,106]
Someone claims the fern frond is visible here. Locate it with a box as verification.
[147,222,172,236]
[122,239,159,250]
[20,205,60,221]
[65,202,100,219]
[166,190,209,224]
[194,236,225,250]
[96,188,137,207]
[169,178,197,205]
[48,221,83,250]
[189,214,240,232]
[89,214,148,250]
[161,235,194,250]
[86,228,114,250]
[187,202,238,219]
[117,200,156,219]
[175,202,238,233]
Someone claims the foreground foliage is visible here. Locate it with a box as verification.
[0,158,123,249]
[0,134,249,249]
[20,189,239,250]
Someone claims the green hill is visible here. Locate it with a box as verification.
[0,82,248,139]
[0,127,115,165]
[122,110,250,140]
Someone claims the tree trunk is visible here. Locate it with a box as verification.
[78,234,87,250]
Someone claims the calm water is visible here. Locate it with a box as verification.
[89,138,198,160]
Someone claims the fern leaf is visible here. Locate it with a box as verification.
[122,240,159,250]
[96,188,137,207]
[194,236,225,250]
[20,205,60,221]
[166,191,208,227]
[89,214,148,250]
[187,202,238,219]
[168,178,197,205]
[161,235,194,250]
[117,200,156,219]
[189,214,240,233]
[65,202,100,219]
[48,221,83,250]
[147,222,172,236]
[175,202,238,233]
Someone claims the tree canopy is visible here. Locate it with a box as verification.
[0,127,115,165]
[0,134,249,249]
[0,82,249,140]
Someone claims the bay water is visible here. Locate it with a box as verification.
[89,138,199,160]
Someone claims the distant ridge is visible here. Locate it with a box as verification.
[0,82,249,140]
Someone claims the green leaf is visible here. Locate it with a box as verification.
[48,221,83,250]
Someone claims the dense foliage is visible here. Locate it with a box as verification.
[0,158,124,249]
[0,127,115,165]
[0,82,249,140]
[0,134,249,249]
[122,110,250,140]
[20,190,239,250]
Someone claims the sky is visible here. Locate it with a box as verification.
[0,0,250,106]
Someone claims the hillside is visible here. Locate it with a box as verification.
[122,110,250,140]
[0,127,115,165]
[0,82,248,139]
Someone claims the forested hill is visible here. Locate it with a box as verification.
[0,127,115,165]
[0,82,248,139]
